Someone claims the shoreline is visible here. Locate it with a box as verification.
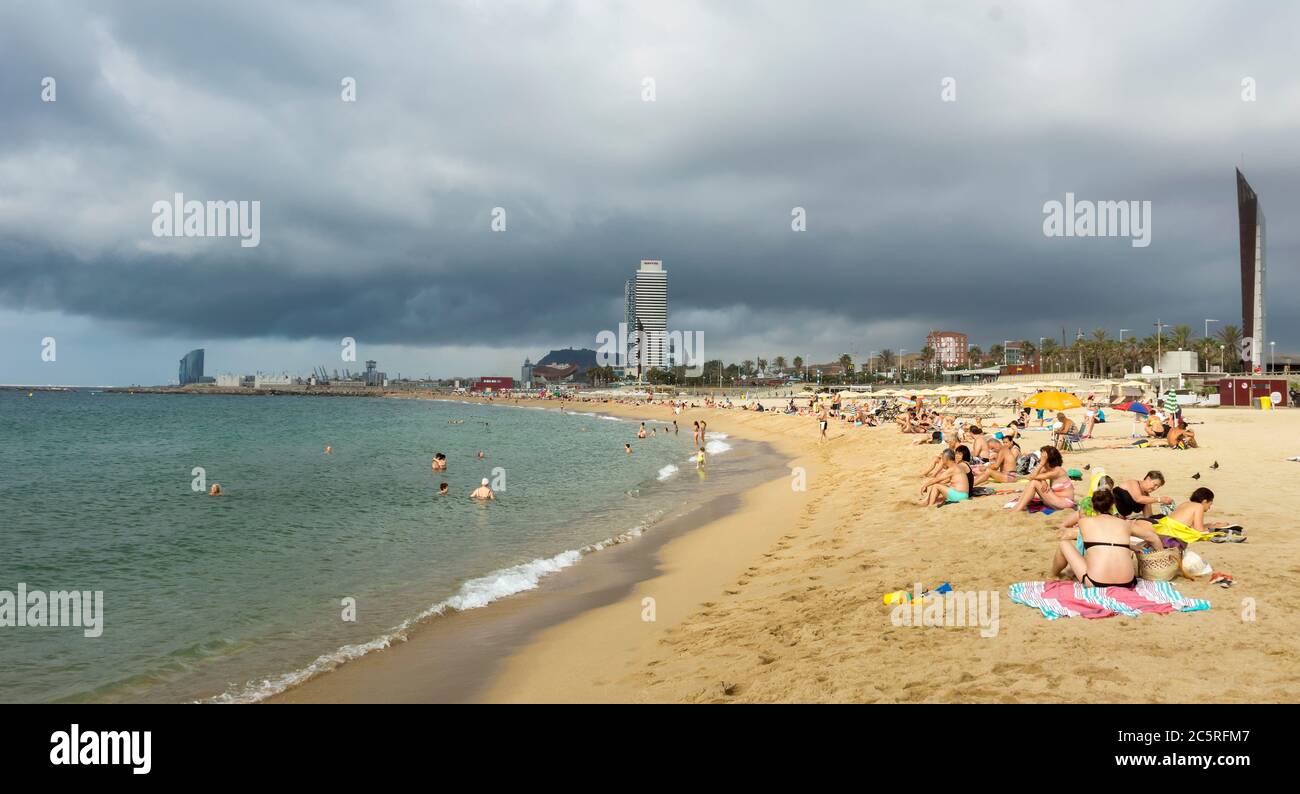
[266,395,798,703]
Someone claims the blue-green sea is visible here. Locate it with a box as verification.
[0,390,735,703]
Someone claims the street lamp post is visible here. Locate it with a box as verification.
[1270,341,1275,372]
[1039,336,1048,373]
[1204,319,1218,339]
[1153,320,1168,396]
[1219,345,1225,373]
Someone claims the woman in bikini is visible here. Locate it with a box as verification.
[1007,446,1075,512]
[919,445,972,506]
[1052,487,1163,588]
[1113,471,1171,518]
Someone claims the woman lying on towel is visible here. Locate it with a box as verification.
[1134,487,1233,544]
[1006,446,1076,512]
[1051,487,1164,588]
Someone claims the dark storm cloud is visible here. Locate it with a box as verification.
[2,0,1298,358]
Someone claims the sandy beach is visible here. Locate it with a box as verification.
[272,393,1300,703]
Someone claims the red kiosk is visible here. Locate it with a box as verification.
[1216,377,1289,407]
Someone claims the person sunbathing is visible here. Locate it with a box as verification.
[1165,421,1198,449]
[919,445,972,506]
[1006,446,1075,512]
[1051,413,1076,450]
[1050,487,1162,588]
[974,436,1020,485]
[968,425,992,461]
[1135,487,1232,541]
[1113,471,1170,518]
[1144,414,1167,439]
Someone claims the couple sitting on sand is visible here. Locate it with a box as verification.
[918,445,973,506]
[1050,482,1232,589]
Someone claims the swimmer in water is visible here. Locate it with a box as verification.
[625,443,632,454]
[478,450,485,459]
[470,478,495,500]
[432,453,447,471]
[438,483,449,495]
[638,423,647,439]
[209,483,221,496]
[325,445,332,455]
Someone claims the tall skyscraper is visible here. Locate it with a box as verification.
[1236,169,1267,370]
[179,348,204,385]
[633,260,668,370]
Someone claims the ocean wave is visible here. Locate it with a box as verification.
[704,439,733,455]
[657,463,679,481]
[204,516,661,704]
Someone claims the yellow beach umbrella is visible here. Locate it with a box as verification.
[1022,391,1083,411]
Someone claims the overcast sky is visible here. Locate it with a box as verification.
[2,0,1298,385]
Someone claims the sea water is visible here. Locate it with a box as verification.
[0,391,738,702]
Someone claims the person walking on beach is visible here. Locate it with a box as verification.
[470,478,495,500]
[817,405,829,441]
[696,447,707,470]
[692,421,701,444]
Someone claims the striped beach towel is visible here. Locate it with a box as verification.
[1008,579,1210,620]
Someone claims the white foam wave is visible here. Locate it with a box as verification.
[704,439,733,455]
[657,464,679,481]
[205,516,662,704]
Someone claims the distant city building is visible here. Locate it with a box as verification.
[471,376,514,393]
[1236,168,1267,370]
[1160,350,1198,374]
[178,348,204,385]
[520,357,534,387]
[926,330,968,368]
[530,364,579,385]
[1003,341,1023,365]
[253,372,292,389]
[363,360,387,387]
[632,260,668,370]
[216,373,242,388]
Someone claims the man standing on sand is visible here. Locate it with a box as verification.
[817,405,829,441]
[470,478,495,500]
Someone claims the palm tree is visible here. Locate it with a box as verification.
[773,355,787,372]
[792,356,804,379]
[1216,325,1242,372]
[989,343,1005,365]
[1091,329,1109,377]
[878,349,896,380]
[1039,338,1059,373]
[1171,325,1193,351]
[838,353,854,382]
[757,357,768,376]
[920,346,935,379]
[968,345,983,366]
[741,360,756,379]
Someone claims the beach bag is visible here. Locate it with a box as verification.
[1138,547,1181,582]
[1016,453,1039,476]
